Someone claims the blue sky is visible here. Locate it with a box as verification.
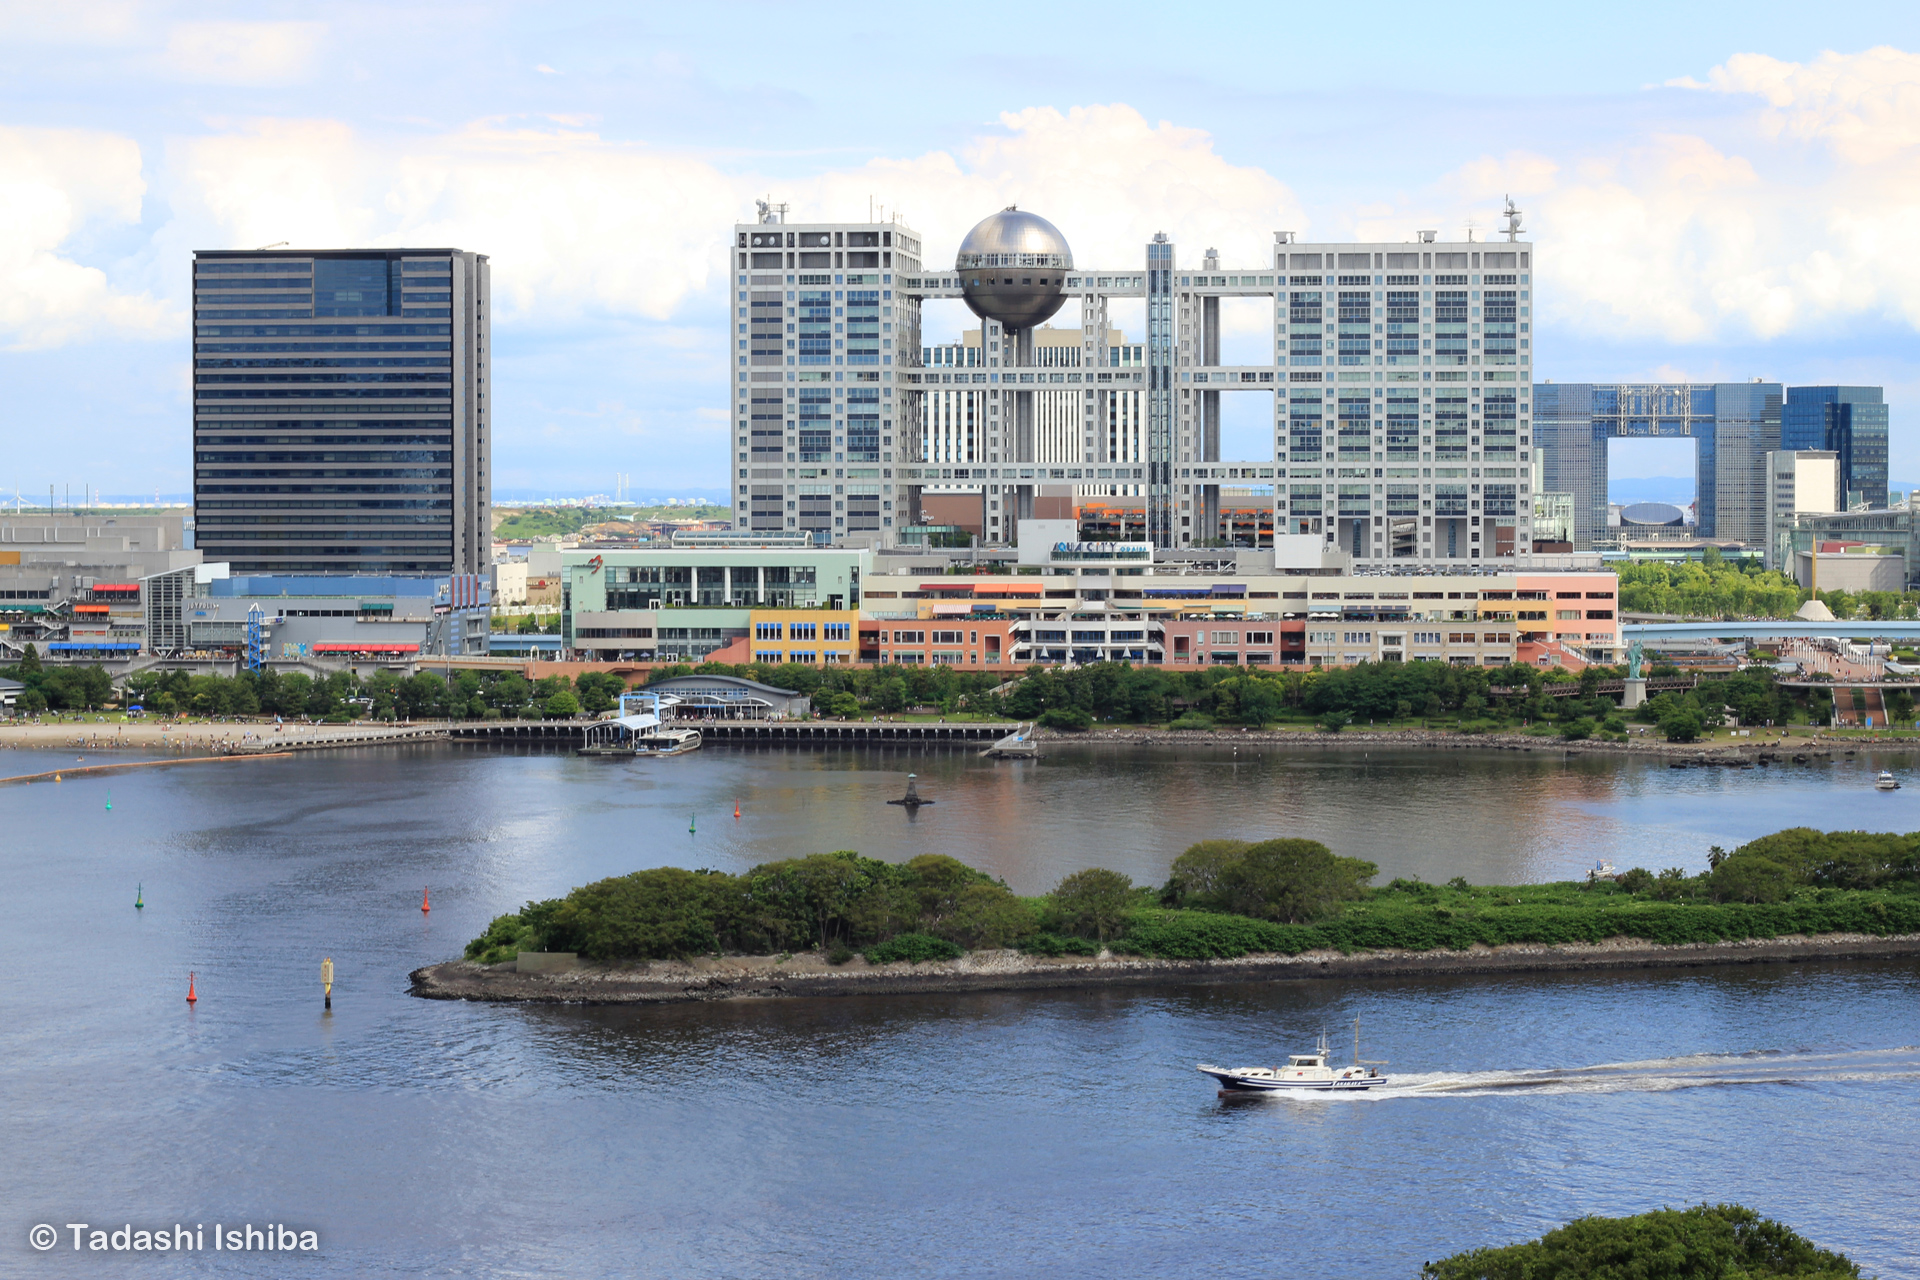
[4,1,1919,501]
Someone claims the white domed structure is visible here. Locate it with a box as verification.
[956,207,1073,331]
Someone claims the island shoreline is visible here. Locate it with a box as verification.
[10,720,1917,763]
[409,932,1920,1006]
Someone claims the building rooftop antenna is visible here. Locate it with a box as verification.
[1502,195,1525,242]
[254,240,289,251]
[755,199,788,225]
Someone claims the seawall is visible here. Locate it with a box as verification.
[409,932,1920,1006]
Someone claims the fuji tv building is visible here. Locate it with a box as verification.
[729,204,1541,566]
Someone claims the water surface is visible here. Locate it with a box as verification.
[3,743,1916,1277]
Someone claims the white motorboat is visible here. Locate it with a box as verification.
[1876,771,1900,790]
[1198,1018,1388,1093]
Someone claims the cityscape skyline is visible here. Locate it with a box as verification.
[3,6,1919,501]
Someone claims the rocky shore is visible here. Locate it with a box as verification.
[410,932,1920,1006]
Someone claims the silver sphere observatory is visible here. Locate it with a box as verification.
[956,207,1073,331]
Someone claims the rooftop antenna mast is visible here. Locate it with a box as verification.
[254,240,289,251]
[1502,195,1524,242]
[755,198,789,225]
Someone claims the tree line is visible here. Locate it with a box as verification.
[1618,551,1920,621]
[0,645,113,713]
[115,665,631,721]
[465,824,1920,968]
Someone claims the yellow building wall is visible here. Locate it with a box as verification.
[746,609,859,665]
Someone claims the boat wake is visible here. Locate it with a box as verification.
[1232,1047,1920,1101]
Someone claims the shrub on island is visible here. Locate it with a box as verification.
[465,826,1920,967]
[465,852,1038,964]
[1421,1202,1860,1280]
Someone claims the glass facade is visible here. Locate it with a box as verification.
[191,249,488,575]
[1783,387,1888,510]
[1533,381,1785,550]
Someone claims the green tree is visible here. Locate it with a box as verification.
[1216,838,1377,924]
[1421,1203,1859,1280]
[1049,868,1135,943]
[544,689,580,718]
[874,676,909,713]
[1162,838,1252,907]
[1706,854,1793,904]
[546,868,725,960]
[1660,707,1705,742]
[18,643,41,673]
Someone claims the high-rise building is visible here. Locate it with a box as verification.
[729,202,1539,562]
[1782,386,1888,511]
[191,247,491,575]
[729,208,924,544]
[1765,449,1840,569]
[1533,381,1782,550]
[905,221,1536,557]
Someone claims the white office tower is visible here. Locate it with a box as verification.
[1765,449,1841,569]
[730,203,924,544]
[730,202,1536,561]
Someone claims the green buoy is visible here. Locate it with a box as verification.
[689,813,696,834]
[135,883,143,910]
[105,791,113,811]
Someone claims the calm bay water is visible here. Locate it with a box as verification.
[3,742,1918,1277]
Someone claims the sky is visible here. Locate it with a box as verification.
[4,0,1920,502]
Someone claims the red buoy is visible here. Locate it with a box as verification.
[421,886,431,914]
[186,972,197,1004]
[734,801,741,819]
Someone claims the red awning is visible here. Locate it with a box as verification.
[72,604,111,613]
[91,583,140,591]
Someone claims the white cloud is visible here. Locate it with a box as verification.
[1680,46,1920,165]
[822,105,1305,270]
[0,126,176,349]
[169,117,740,324]
[32,69,1920,356]
[161,103,1303,335]
[161,20,326,86]
[1438,46,1920,344]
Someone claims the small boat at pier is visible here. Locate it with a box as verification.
[1197,1018,1388,1094]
